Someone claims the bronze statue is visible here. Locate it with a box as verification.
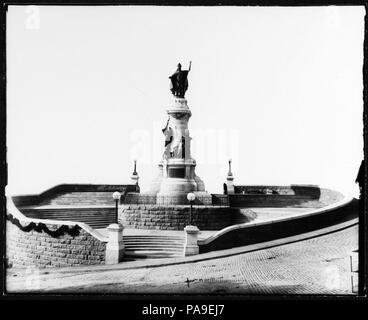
[169,62,191,98]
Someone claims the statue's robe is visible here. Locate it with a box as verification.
[170,130,182,158]
[169,70,189,97]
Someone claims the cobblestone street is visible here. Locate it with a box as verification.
[6,224,358,295]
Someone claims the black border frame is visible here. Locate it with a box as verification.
[0,1,366,308]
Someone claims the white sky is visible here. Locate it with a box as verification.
[6,5,365,196]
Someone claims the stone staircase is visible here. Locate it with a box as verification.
[123,234,185,260]
[38,192,116,206]
[19,206,116,229]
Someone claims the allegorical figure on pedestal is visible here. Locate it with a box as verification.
[169,62,191,98]
[162,116,174,159]
[162,117,187,160]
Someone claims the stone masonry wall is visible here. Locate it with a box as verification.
[120,205,232,230]
[6,217,106,268]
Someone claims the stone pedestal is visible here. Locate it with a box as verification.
[150,97,210,203]
[226,174,235,194]
[105,223,124,264]
[184,225,199,256]
[131,174,139,186]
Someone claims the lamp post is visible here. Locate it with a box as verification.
[226,158,235,195]
[187,192,196,225]
[112,191,121,224]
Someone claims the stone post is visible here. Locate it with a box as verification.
[105,223,124,264]
[184,225,199,256]
[226,175,235,194]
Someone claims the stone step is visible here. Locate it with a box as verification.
[122,234,185,260]
[22,211,114,216]
[22,209,115,217]
[125,247,183,252]
[22,210,114,214]
[124,250,184,258]
[124,238,184,243]
[123,239,183,243]
[124,239,184,243]
[26,219,114,224]
[123,236,184,240]
[24,215,114,220]
[20,207,116,229]
[124,241,184,244]
[123,237,184,241]
[123,239,184,242]
[123,243,183,248]
[39,192,117,206]
[124,250,183,258]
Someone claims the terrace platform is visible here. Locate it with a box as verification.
[7,183,356,263]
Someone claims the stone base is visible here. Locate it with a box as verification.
[157,178,197,195]
[105,244,124,265]
[156,191,212,205]
[120,204,232,230]
[226,175,235,194]
[184,245,199,256]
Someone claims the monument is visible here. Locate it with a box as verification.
[150,62,211,205]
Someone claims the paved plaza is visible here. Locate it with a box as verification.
[6,224,358,295]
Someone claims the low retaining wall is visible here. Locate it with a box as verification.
[198,197,358,253]
[120,205,235,230]
[229,186,344,208]
[229,194,312,207]
[233,185,322,196]
[6,197,108,268]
